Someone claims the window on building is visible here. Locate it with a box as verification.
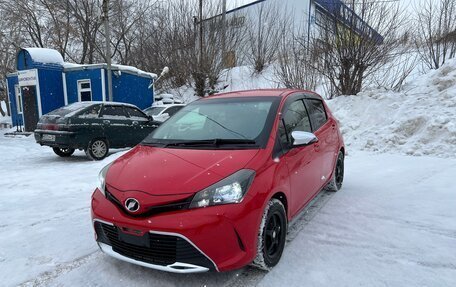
[15,85,23,114]
[78,80,92,102]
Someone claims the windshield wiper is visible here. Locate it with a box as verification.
[164,139,257,148]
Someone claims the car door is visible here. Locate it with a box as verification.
[100,105,132,148]
[74,104,103,147]
[276,96,322,216]
[124,106,158,144]
[304,98,335,188]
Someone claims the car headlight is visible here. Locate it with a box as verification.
[189,169,256,209]
[98,163,112,196]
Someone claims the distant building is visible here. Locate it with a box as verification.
[205,0,383,66]
[6,48,156,132]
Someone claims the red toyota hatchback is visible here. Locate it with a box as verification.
[91,89,345,273]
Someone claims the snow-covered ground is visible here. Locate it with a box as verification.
[0,132,455,287]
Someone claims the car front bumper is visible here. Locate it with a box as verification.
[91,188,263,273]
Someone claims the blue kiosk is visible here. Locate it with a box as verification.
[6,48,156,132]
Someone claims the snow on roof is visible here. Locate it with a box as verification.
[62,62,157,79]
[23,48,64,65]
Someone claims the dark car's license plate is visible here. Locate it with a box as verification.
[118,228,150,248]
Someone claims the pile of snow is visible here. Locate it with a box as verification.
[24,48,64,65]
[328,59,456,158]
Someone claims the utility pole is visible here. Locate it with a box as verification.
[103,0,113,102]
[199,0,204,67]
[221,0,227,62]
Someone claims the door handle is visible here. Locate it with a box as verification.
[132,121,139,126]
[103,120,111,125]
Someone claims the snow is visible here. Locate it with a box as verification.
[24,48,64,65]
[62,63,157,79]
[0,133,454,286]
[1,49,456,286]
[327,58,456,158]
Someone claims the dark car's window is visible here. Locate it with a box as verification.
[124,106,148,120]
[102,105,127,119]
[144,106,166,116]
[165,106,183,116]
[47,102,94,117]
[304,99,327,131]
[79,104,101,119]
[143,97,280,148]
[279,99,312,146]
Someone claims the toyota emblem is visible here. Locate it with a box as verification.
[125,198,140,212]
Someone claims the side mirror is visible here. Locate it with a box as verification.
[161,113,170,118]
[291,131,318,146]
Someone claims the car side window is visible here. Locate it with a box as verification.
[278,99,312,148]
[125,107,148,120]
[102,105,127,119]
[304,99,328,131]
[79,105,101,119]
[166,106,183,116]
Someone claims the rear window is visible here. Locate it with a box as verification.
[47,102,94,117]
[304,99,327,131]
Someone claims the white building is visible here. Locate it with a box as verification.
[205,0,383,66]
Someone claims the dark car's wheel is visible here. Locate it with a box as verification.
[252,199,287,270]
[53,147,75,157]
[325,151,344,192]
[86,139,109,161]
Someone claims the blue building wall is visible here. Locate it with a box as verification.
[65,69,105,103]
[37,68,65,115]
[112,71,154,109]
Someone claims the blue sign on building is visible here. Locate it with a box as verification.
[6,48,156,132]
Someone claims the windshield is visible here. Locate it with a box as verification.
[144,106,166,116]
[143,96,280,148]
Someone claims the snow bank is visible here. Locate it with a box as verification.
[24,48,64,65]
[328,59,456,158]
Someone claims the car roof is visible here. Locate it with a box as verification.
[205,89,322,100]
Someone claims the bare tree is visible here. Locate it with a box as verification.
[415,0,456,70]
[314,0,405,96]
[246,1,284,74]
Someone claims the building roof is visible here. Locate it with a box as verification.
[22,48,64,65]
[62,63,157,79]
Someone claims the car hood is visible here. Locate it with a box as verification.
[106,145,260,197]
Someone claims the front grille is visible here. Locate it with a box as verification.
[95,222,215,269]
[105,189,193,218]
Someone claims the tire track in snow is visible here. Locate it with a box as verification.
[18,251,101,287]
[224,190,336,287]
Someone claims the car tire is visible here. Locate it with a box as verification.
[85,139,109,161]
[325,151,344,192]
[252,198,287,271]
[52,147,75,157]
